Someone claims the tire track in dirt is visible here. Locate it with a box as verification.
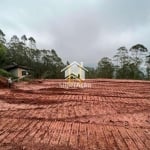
[0,79,150,149]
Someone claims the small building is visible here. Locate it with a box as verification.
[61,61,88,81]
[3,64,30,79]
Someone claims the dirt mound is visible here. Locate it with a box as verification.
[0,76,7,88]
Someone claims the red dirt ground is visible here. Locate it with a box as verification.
[0,77,7,88]
[0,79,150,150]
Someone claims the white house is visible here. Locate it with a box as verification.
[61,61,88,80]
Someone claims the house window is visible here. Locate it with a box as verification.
[22,71,27,76]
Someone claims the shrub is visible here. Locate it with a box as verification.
[0,69,12,77]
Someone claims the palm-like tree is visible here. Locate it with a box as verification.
[21,35,27,44]
[28,37,36,49]
[130,44,148,66]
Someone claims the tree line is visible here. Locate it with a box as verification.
[86,45,150,80]
[0,29,65,78]
[0,29,150,80]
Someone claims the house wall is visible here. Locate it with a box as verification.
[81,69,85,80]
[18,68,27,78]
[9,69,18,77]
[9,68,28,78]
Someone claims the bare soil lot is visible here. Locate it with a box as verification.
[0,79,150,149]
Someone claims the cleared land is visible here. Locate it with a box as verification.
[0,79,150,150]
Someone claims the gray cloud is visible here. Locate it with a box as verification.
[0,0,150,66]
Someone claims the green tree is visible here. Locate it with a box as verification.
[130,44,148,66]
[146,55,150,79]
[0,29,6,44]
[97,57,114,78]
[113,46,128,67]
[21,35,27,45]
[116,62,144,79]
[85,67,96,78]
[0,43,7,67]
[8,35,25,65]
[28,37,36,49]
[9,35,19,44]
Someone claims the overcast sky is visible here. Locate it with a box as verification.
[1,0,150,66]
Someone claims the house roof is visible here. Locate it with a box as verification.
[3,64,31,71]
[61,61,88,72]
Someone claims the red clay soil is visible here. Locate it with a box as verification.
[0,76,7,88]
[0,79,150,149]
